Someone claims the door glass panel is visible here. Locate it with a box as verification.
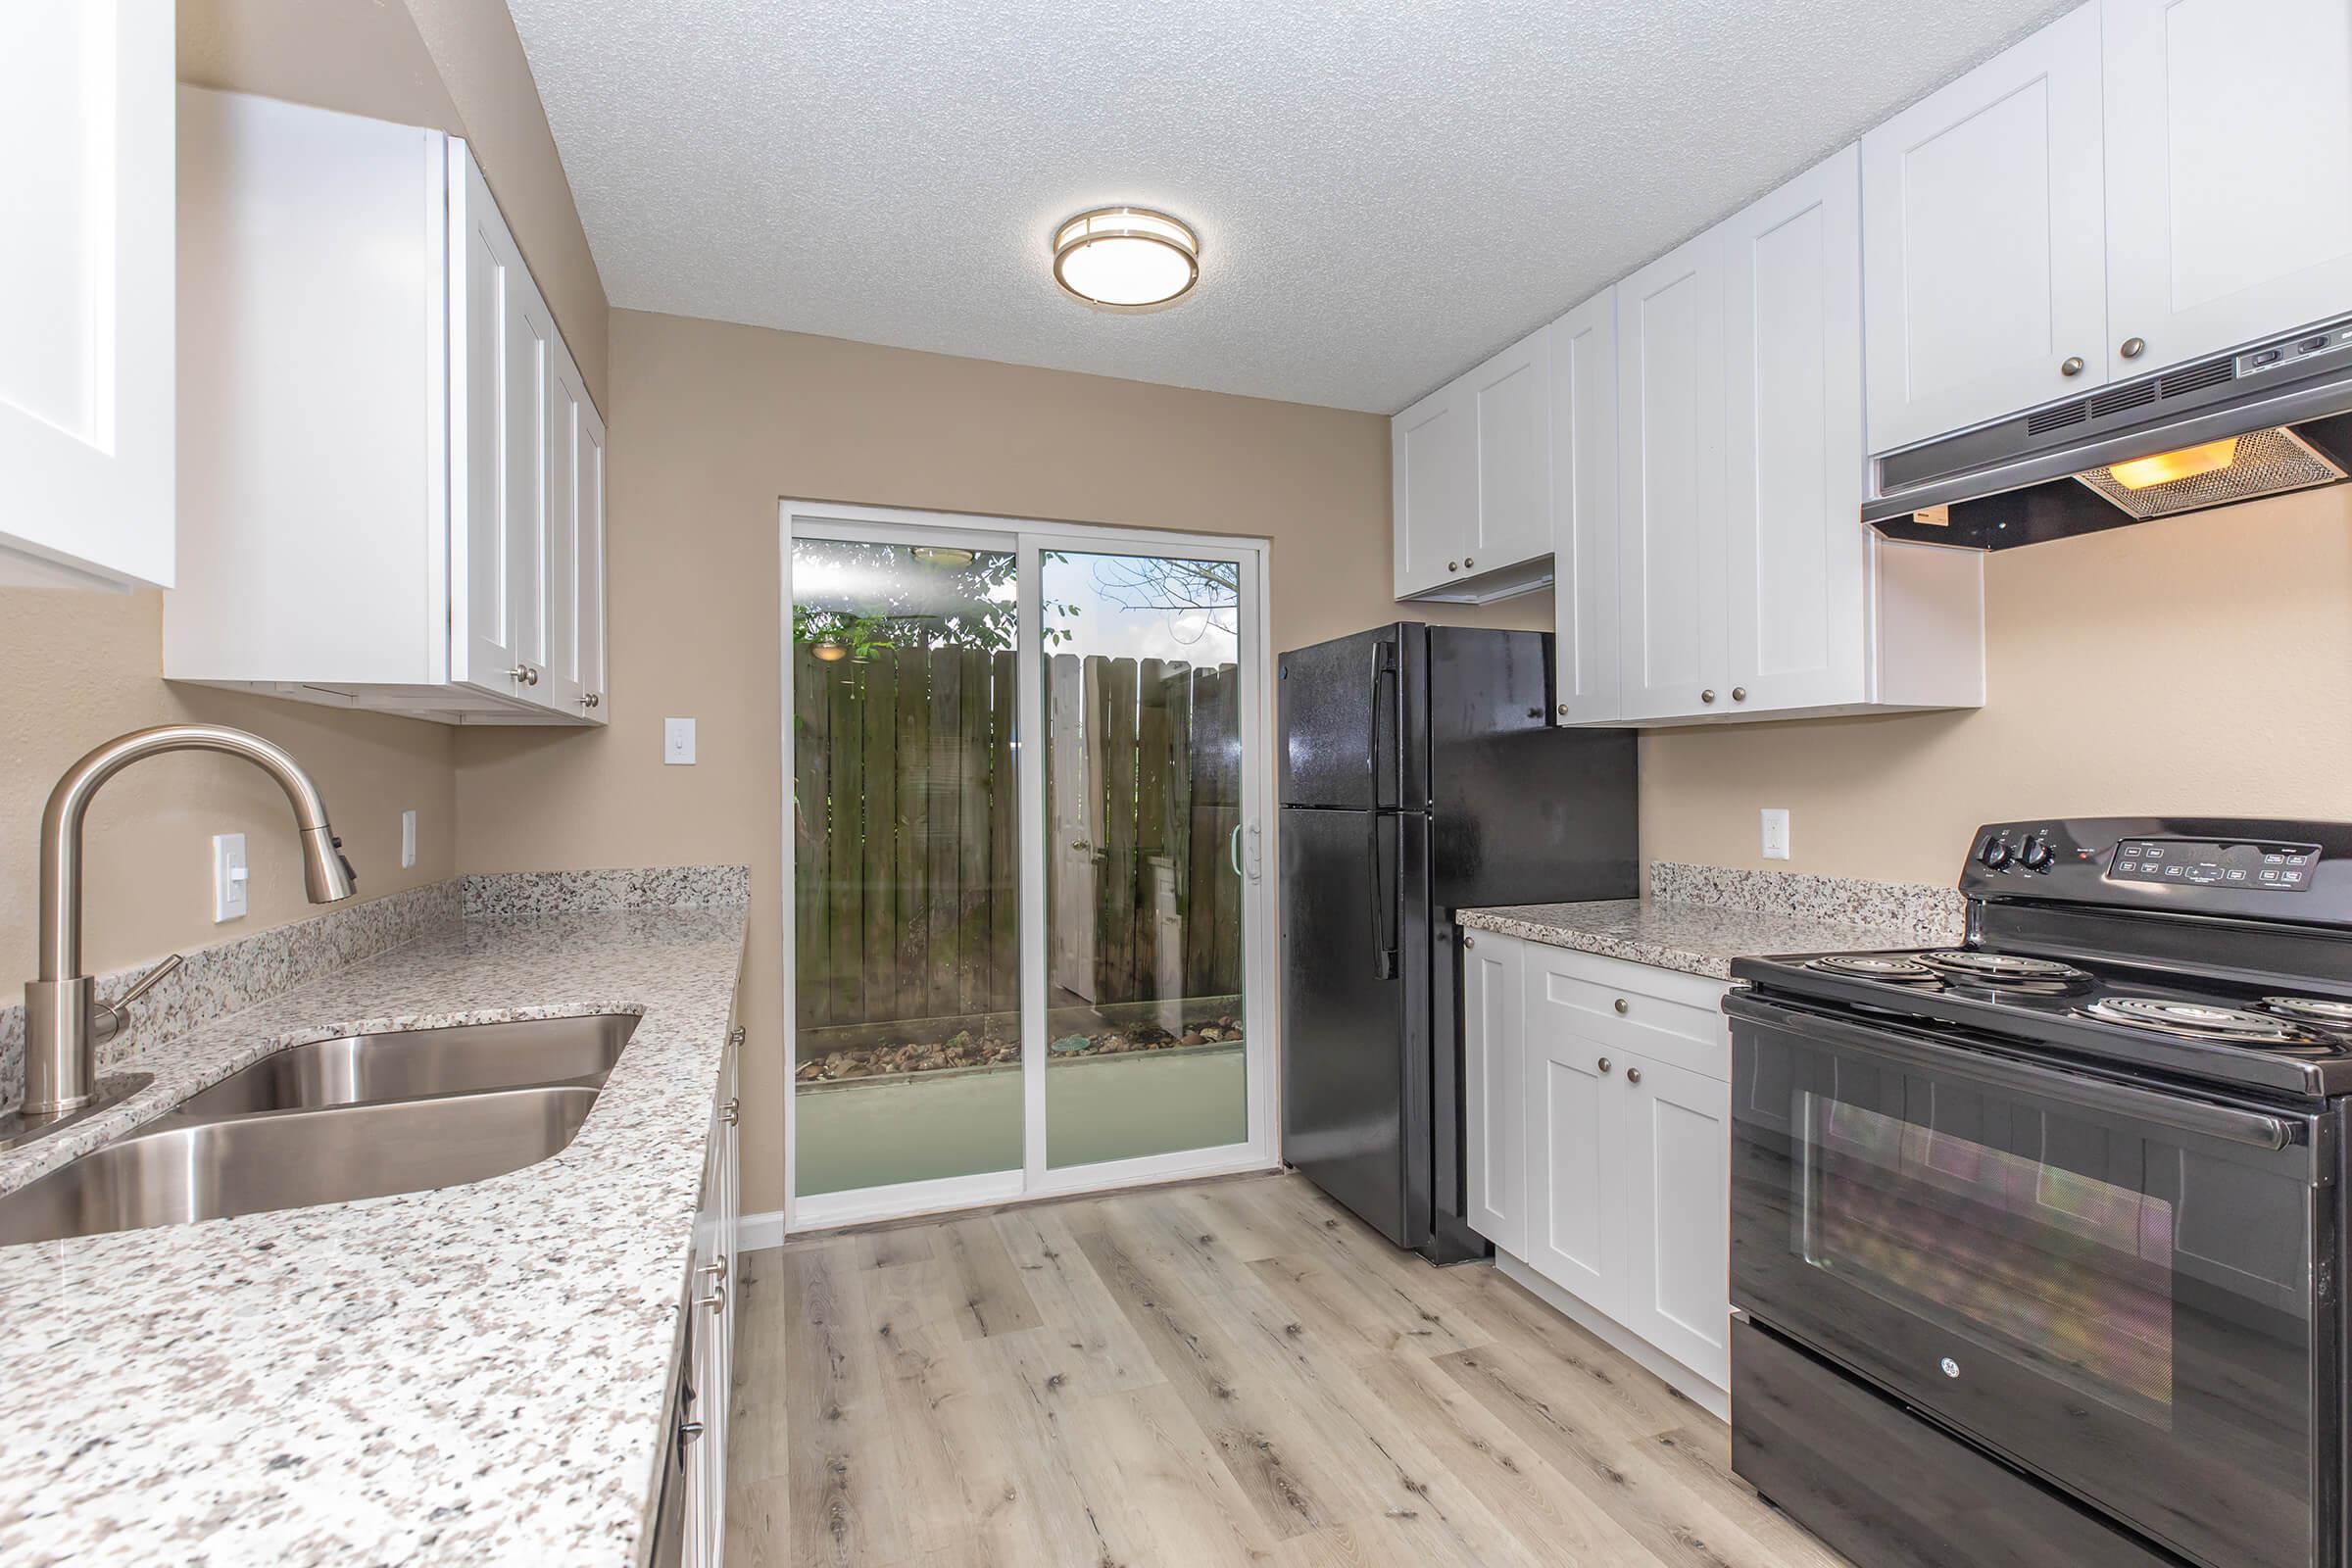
[791,537,1021,1197]
[1041,550,1250,1167]
[1800,1093,2176,1424]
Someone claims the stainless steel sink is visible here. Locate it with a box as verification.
[174,1013,638,1118]
[0,1083,601,1247]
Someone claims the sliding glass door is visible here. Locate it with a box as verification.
[785,508,1270,1227]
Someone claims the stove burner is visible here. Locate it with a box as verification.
[2258,996,2352,1029]
[2082,996,2315,1043]
[1805,955,1939,982]
[1920,950,2090,983]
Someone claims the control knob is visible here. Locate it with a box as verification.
[2020,834,2054,872]
[1980,836,2013,870]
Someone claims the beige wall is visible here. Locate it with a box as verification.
[452,309,1549,1215]
[0,590,457,983]
[178,0,610,405]
[1639,484,2352,885]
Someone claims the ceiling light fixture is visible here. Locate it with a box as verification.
[910,545,978,567]
[1052,207,1200,312]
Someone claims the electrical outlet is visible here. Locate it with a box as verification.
[1761,808,1791,860]
[401,809,417,869]
[214,832,249,922]
[664,717,697,765]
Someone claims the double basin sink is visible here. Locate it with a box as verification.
[0,1013,638,1248]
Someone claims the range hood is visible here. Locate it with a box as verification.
[1870,313,2352,550]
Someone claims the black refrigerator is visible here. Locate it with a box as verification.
[1278,622,1637,1263]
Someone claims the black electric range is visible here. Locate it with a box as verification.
[1726,816,2352,1568]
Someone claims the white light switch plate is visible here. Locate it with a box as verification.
[401,809,417,869]
[1761,808,1791,860]
[664,717,697,765]
[214,832,249,922]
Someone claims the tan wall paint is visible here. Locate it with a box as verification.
[1638,484,2352,885]
[0,590,457,984]
[452,309,1549,1216]
[178,0,611,406]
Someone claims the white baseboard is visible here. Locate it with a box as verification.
[1495,1250,1730,1424]
[736,1209,787,1251]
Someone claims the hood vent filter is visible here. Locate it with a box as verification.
[2074,426,2346,519]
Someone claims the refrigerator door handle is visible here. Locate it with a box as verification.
[1366,639,1394,809]
[1367,815,1396,980]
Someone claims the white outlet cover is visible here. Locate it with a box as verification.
[664,716,697,765]
[1761,808,1791,860]
[401,809,417,869]
[214,832,249,922]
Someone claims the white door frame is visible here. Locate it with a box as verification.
[779,499,1280,1232]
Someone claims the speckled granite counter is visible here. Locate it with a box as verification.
[1458,863,1966,980]
[0,900,748,1567]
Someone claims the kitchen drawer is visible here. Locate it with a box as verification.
[1523,946,1729,1082]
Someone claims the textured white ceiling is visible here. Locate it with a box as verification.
[508,0,2078,414]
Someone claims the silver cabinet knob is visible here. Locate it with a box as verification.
[578,692,601,709]
[1447,561,1460,572]
[699,1254,728,1284]
[2121,336,2146,360]
[1555,703,1569,716]
[2061,356,2085,377]
[1462,934,1475,950]
[720,1097,740,1126]
[1626,1066,1643,1085]
[1732,687,1747,702]
[507,664,531,682]
[1463,557,1475,568]
[1613,998,1629,1015]
[1700,689,1716,704]
[1598,1057,1612,1073]
[677,1419,706,1446]
[728,1026,746,1049]
[695,1282,727,1313]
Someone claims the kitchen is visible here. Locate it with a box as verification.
[4,0,2351,1564]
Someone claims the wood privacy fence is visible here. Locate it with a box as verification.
[793,644,1243,1039]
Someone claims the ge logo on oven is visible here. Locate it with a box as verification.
[1940,1357,1960,1379]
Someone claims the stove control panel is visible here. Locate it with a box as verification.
[1962,817,2352,925]
[2107,839,2320,892]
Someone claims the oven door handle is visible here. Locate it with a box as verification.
[1727,991,2306,1152]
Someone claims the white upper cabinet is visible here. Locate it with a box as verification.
[2102,0,2352,378]
[0,2,174,589]
[168,89,607,725]
[1393,327,1557,603]
[1862,1,2110,455]
[1615,227,1727,722]
[1723,145,1868,713]
[1548,289,1621,724]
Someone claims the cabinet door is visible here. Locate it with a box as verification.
[0,3,174,589]
[1392,381,1474,597]
[542,346,590,714]
[1862,1,2108,453]
[2104,0,2352,377]
[1549,290,1621,723]
[1522,957,1617,1307]
[1469,330,1551,572]
[576,392,609,719]
[1462,932,1525,1254]
[1614,1053,1730,1390]
[1616,228,1726,721]
[450,149,544,698]
[1723,145,1869,714]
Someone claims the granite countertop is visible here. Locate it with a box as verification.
[0,904,748,1567]
[1458,896,1948,980]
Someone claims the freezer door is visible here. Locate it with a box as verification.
[1278,623,1420,810]
[1280,806,1416,1247]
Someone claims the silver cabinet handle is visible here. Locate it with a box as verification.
[699,1254,728,1285]
[1447,560,1460,572]
[1598,1057,1612,1073]
[1700,689,1716,704]
[578,692,601,709]
[1626,1066,1643,1084]
[1461,934,1475,950]
[696,1282,727,1313]
[677,1419,706,1446]
[1613,998,1628,1015]
[720,1097,739,1126]
[2121,337,2146,360]
[507,664,541,686]
[727,1026,746,1049]
[1463,556,1474,568]
[1732,687,1747,702]
[1555,703,1569,717]
[2061,356,2085,376]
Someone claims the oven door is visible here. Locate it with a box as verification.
[1729,990,2337,1568]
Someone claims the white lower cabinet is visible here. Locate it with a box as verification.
[1465,931,1732,1406]
[1462,930,1526,1255]
[680,1024,741,1565]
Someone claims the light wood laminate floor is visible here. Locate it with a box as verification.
[724,1171,1851,1567]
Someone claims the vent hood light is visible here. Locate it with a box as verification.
[2107,436,2241,491]
[1052,207,1200,311]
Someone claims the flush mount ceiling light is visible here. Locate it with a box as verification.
[909,545,978,567]
[1051,207,1200,312]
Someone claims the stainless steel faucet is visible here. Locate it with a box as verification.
[8,725,356,1144]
